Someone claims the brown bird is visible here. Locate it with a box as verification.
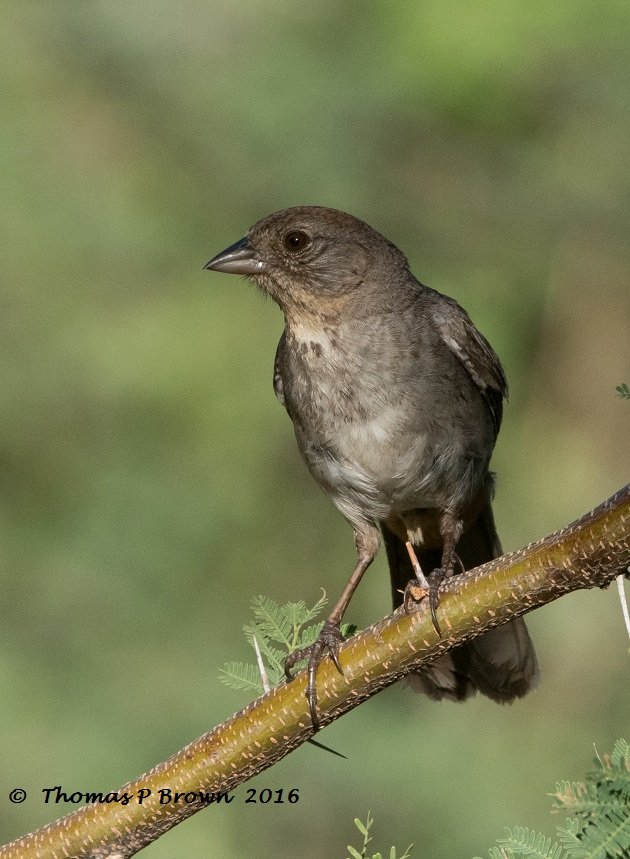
[205,206,539,729]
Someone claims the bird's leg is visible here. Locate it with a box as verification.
[437,509,464,577]
[405,540,430,588]
[284,525,379,731]
[402,538,442,633]
[402,539,432,612]
[426,510,464,634]
[402,511,464,634]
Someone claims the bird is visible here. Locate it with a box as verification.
[204,206,539,729]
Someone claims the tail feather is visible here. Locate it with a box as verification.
[384,494,539,703]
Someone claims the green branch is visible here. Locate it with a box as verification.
[2,485,629,859]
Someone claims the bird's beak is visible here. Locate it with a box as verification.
[203,237,266,275]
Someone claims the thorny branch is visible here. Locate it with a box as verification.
[2,484,629,859]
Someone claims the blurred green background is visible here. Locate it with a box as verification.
[1,1,629,857]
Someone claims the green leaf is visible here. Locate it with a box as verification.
[251,595,294,646]
[300,590,329,624]
[610,738,630,767]
[481,741,630,859]
[354,817,369,837]
[220,592,335,695]
[217,662,264,693]
[298,622,325,650]
[496,826,567,859]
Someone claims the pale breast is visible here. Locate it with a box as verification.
[278,319,489,525]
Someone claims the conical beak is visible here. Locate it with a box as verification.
[203,237,266,275]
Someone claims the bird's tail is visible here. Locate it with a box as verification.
[383,497,539,702]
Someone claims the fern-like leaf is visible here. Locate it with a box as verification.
[298,622,326,649]
[610,738,630,768]
[218,661,264,693]
[482,742,630,859]
[571,807,630,858]
[496,825,568,859]
[250,595,294,646]
[485,849,512,859]
[555,819,582,855]
[551,781,601,816]
[299,589,328,625]
[219,593,333,695]
[243,625,286,665]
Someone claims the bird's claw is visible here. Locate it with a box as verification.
[284,620,345,731]
[402,579,429,613]
[427,567,445,636]
[403,567,448,637]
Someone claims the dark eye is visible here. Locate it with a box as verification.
[284,230,310,253]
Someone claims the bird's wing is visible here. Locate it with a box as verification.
[273,329,287,406]
[429,292,507,435]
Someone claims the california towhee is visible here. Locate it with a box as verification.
[205,206,539,729]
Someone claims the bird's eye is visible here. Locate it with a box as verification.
[284,230,310,253]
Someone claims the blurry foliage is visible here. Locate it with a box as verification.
[347,811,413,859]
[1,1,629,857]
[476,739,630,859]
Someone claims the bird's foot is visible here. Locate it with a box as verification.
[284,620,345,731]
[402,578,430,612]
[427,567,447,636]
[403,539,432,618]
[403,567,447,637]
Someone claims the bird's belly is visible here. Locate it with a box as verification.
[298,408,451,524]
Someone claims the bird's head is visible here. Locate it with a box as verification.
[204,206,410,323]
